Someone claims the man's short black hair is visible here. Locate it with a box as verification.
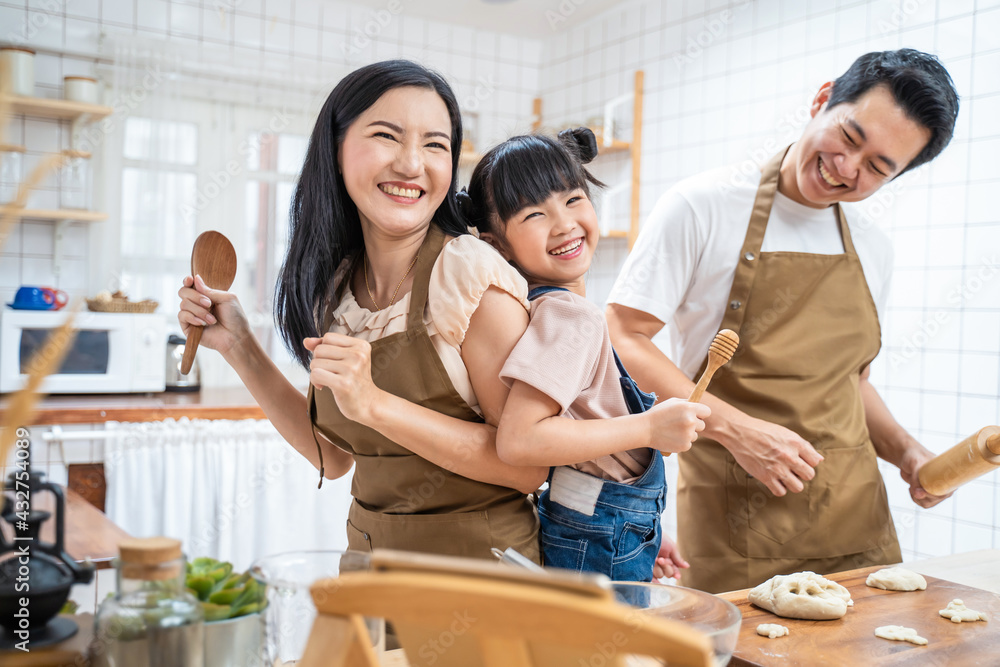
[827,49,959,174]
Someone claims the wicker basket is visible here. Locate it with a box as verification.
[86,298,159,314]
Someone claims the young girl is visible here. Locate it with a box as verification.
[459,128,711,582]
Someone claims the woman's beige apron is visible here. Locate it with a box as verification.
[677,147,901,593]
[308,225,540,563]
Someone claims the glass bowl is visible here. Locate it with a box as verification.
[250,550,379,666]
[612,582,742,666]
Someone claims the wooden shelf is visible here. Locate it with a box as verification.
[459,151,483,167]
[2,94,113,121]
[0,207,107,222]
[531,72,644,249]
[597,139,631,155]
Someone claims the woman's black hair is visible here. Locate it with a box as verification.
[463,127,604,243]
[826,49,959,174]
[275,60,466,369]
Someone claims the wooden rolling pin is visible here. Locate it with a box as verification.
[918,426,1000,496]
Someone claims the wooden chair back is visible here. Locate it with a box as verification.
[297,549,715,667]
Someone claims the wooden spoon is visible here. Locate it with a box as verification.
[688,329,739,403]
[181,231,237,375]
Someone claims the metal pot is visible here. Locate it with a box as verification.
[165,334,200,391]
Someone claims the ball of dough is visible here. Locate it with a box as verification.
[865,567,927,591]
[940,599,988,623]
[747,571,853,620]
[756,623,789,639]
[875,625,927,645]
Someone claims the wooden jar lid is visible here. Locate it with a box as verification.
[64,76,97,82]
[0,144,27,153]
[119,536,182,564]
[118,537,184,580]
[1,47,36,55]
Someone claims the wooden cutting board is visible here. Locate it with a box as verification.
[718,564,1000,666]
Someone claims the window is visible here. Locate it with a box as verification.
[118,117,199,313]
[243,130,307,359]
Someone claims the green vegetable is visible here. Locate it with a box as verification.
[184,557,266,622]
[201,603,234,622]
[187,575,215,599]
[208,587,245,606]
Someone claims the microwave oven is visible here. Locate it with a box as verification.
[0,309,166,394]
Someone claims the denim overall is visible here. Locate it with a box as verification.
[528,286,665,581]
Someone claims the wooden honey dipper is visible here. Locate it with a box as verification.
[918,426,1000,496]
[688,329,740,403]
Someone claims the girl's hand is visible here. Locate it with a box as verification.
[177,274,250,357]
[647,397,711,454]
[653,534,689,580]
[304,334,383,426]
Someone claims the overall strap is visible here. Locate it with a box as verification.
[527,285,569,301]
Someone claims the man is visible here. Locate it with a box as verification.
[606,49,960,594]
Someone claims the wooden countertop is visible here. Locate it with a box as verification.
[0,487,129,567]
[0,386,268,425]
[718,550,1000,667]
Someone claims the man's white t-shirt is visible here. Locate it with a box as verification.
[606,163,894,380]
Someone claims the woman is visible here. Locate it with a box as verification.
[178,61,545,561]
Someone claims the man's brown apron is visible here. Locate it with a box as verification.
[677,147,901,593]
[308,225,540,563]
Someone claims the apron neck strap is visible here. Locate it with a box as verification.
[747,144,857,259]
[742,145,788,254]
[835,204,856,257]
[406,224,447,331]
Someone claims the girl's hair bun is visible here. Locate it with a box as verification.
[455,188,475,221]
[557,126,599,164]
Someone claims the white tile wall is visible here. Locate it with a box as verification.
[0,0,543,307]
[538,0,1000,561]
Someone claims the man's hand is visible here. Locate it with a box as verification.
[725,416,824,496]
[899,446,953,508]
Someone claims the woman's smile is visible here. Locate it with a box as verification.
[378,181,425,203]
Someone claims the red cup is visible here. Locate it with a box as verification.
[41,287,69,310]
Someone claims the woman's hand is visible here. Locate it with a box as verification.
[177,274,250,357]
[653,533,689,580]
[304,333,384,426]
[647,397,711,454]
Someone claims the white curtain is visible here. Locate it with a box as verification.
[104,418,354,572]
